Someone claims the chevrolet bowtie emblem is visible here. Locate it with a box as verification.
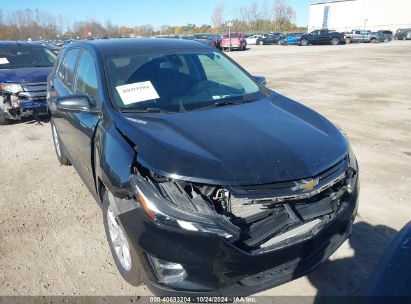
[291,178,320,192]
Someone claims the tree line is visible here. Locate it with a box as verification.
[0,1,304,41]
[212,0,304,34]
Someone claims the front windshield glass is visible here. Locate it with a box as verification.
[0,46,56,69]
[105,50,266,113]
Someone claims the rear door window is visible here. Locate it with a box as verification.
[58,48,80,89]
[74,50,99,106]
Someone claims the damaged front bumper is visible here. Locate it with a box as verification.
[117,158,359,296]
[0,82,49,120]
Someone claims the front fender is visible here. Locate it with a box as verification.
[95,119,136,201]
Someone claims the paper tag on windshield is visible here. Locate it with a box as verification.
[0,58,10,65]
[116,81,159,105]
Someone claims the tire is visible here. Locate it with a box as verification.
[51,119,71,166]
[300,39,309,46]
[331,38,339,45]
[102,189,142,286]
[259,40,264,46]
[277,40,283,46]
[0,110,11,125]
[345,38,352,44]
[370,38,377,44]
[403,36,406,41]
[384,39,389,43]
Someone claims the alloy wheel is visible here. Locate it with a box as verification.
[52,124,61,158]
[107,203,132,271]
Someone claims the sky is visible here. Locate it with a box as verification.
[3,0,312,28]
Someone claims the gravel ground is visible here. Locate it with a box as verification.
[0,41,410,299]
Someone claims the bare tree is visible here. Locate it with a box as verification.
[272,0,296,31]
[211,3,225,31]
[259,0,272,21]
[249,2,260,32]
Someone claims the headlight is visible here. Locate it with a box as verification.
[0,83,23,94]
[130,174,240,240]
[335,124,358,193]
[346,144,359,193]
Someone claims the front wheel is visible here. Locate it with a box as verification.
[300,39,309,46]
[331,38,339,45]
[102,189,143,286]
[345,38,352,44]
[51,119,71,166]
[259,40,264,46]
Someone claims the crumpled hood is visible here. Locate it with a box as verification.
[0,67,52,84]
[116,93,348,185]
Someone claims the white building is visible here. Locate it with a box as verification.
[308,0,411,33]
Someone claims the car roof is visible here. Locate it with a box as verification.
[69,38,213,55]
[0,41,45,48]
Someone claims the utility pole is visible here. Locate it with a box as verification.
[226,21,233,52]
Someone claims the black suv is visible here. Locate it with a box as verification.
[298,30,345,46]
[47,38,359,296]
[260,32,285,45]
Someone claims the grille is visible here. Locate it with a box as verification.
[228,156,348,200]
[228,157,352,252]
[18,82,47,101]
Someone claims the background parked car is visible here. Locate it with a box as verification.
[220,32,247,51]
[370,31,392,43]
[281,33,305,45]
[0,41,56,124]
[191,34,218,48]
[378,30,393,40]
[260,32,285,45]
[345,30,375,44]
[395,28,411,40]
[246,34,264,45]
[298,29,345,46]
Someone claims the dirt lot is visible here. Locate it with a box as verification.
[1,41,410,299]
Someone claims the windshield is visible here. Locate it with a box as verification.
[0,45,56,69]
[105,50,266,113]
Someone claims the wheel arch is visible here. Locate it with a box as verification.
[93,120,137,207]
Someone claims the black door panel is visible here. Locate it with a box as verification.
[50,47,101,193]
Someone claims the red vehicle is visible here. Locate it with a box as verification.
[220,32,247,51]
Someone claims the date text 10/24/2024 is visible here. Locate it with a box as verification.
[149,297,257,303]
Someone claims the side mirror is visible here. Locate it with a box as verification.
[55,94,96,113]
[254,76,267,86]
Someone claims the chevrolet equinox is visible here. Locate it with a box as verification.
[47,39,359,296]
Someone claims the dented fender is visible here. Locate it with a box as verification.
[94,118,136,202]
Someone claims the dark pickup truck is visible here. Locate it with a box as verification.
[298,29,345,46]
[0,41,56,124]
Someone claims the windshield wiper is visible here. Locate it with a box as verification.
[213,100,245,107]
[122,107,174,114]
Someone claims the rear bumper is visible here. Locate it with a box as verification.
[119,180,359,296]
[221,44,244,49]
